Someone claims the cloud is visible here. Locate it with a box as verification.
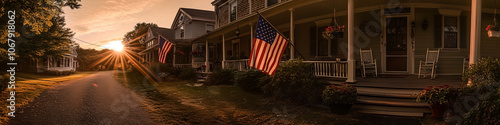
[65,0,160,35]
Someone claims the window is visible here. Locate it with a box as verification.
[229,0,237,22]
[442,16,459,49]
[206,24,215,32]
[232,40,240,58]
[267,0,280,7]
[180,26,185,39]
[317,26,328,56]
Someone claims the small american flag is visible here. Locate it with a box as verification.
[249,16,288,75]
[158,35,173,64]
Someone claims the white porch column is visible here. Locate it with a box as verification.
[222,34,226,69]
[346,0,357,83]
[205,40,210,72]
[173,44,176,67]
[469,0,481,65]
[289,8,295,60]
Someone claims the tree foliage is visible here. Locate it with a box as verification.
[0,0,82,62]
[124,22,158,41]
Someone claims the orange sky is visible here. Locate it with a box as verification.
[63,0,214,49]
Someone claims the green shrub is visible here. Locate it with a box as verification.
[0,74,10,91]
[260,59,328,104]
[205,68,237,85]
[178,67,196,80]
[463,92,500,125]
[463,57,500,89]
[323,84,358,104]
[235,69,267,92]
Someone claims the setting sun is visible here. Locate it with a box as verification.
[104,40,124,52]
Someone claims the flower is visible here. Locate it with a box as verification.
[486,23,499,31]
[322,83,357,104]
[413,85,459,105]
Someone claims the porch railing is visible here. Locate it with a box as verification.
[174,64,192,68]
[303,61,348,78]
[224,59,249,71]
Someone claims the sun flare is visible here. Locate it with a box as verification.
[104,40,124,52]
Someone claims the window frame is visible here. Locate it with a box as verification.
[441,15,460,50]
[180,25,185,39]
[229,0,237,22]
[265,0,281,8]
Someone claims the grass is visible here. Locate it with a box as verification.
[115,71,367,124]
[0,71,96,123]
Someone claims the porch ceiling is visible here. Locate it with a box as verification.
[197,0,499,43]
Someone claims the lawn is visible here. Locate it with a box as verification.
[115,71,369,124]
[0,71,97,123]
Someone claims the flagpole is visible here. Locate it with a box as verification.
[256,12,306,61]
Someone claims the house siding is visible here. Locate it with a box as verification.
[218,3,229,26]
[238,0,250,18]
[251,0,265,13]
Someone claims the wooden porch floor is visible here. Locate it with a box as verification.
[330,75,464,90]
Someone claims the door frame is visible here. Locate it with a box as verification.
[381,14,413,74]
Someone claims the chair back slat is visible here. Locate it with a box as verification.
[360,49,373,63]
[425,48,440,63]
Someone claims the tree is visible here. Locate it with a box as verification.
[0,0,81,62]
[124,22,158,41]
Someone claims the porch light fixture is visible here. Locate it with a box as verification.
[422,19,429,31]
[235,26,240,38]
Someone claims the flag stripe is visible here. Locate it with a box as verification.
[158,35,173,64]
[248,16,289,75]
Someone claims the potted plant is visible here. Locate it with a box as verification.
[414,85,459,118]
[322,25,345,40]
[322,83,357,115]
[486,22,500,38]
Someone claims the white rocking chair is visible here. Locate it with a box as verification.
[360,48,377,78]
[418,48,440,79]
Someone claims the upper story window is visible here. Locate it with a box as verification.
[442,16,459,49]
[229,0,237,22]
[180,26,185,39]
[206,24,215,32]
[267,0,280,7]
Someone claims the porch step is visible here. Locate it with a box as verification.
[196,72,210,84]
[357,87,422,99]
[358,96,428,108]
[353,104,430,117]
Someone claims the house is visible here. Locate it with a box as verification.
[190,0,500,116]
[129,8,216,67]
[26,41,79,73]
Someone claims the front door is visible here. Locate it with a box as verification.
[384,16,409,72]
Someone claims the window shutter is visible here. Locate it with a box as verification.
[310,26,317,56]
[434,15,442,48]
[331,39,338,55]
[460,15,467,48]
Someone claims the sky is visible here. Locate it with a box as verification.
[62,0,214,49]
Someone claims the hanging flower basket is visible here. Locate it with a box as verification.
[322,25,345,40]
[486,24,500,38]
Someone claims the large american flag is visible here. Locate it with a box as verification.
[249,16,288,75]
[158,35,173,64]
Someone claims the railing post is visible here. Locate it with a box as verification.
[205,40,210,72]
[222,34,226,69]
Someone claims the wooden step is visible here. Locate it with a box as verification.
[357,87,422,99]
[358,96,428,108]
[353,104,430,117]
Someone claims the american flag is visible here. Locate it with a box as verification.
[158,35,173,64]
[249,16,288,75]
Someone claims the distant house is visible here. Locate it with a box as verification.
[26,41,79,73]
[129,8,216,67]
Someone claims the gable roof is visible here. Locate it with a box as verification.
[148,27,175,41]
[171,8,215,28]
